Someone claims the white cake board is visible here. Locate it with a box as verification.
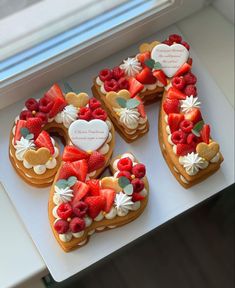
[0,27,234,282]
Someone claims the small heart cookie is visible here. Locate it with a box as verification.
[106,89,130,108]
[65,92,89,108]
[100,177,122,192]
[139,41,160,53]
[196,142,220,161]
[24,148,51,165]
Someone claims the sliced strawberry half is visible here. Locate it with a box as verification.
[35,130,54,154]
[153,70,167,86]
[45,83,64,100]
[167,87,186,100]
[200,124,210,144]
[128,77,144,97]
[132,192,145,202]
[87,151,105,173]
[62,146,89,162]
[176,143,195,156]
[86,179,100,196]
[58,162,77,179]
[163,98,180,115]
[72,181,90,203]
[184,108,202,124]
[84,196,105,219]
[26,117,43,139]
[14,120,27,144]
[48,97,66,119]
[175,63,191,77]
[134,95,146,118]
[136,67,156,84]
[168,113,184,133]
[72,159,88,182]
[99,189,115,213]
[137,51,150,67]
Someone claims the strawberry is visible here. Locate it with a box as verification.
[86,179,100,196]
[48,96,66,118]
[62,146,89,162]
[69,217,85,233]
[100,189,115,213]
[134,95,146,118]
[35,130,54,154]
[168,113,184,133]
[136,67,156,84]
[187,133,200,146]
[26,117,43,139]
[84,196,105,219]
[58,162,76,179]
[176,143,195,156]
[72,160,88,182]
[128,77,144,97]
[175,63,191,77]
[163,98,180,114]
[45,84,66,118]
[137,51,150,67]
[167,87,186,100]
[132,192,145,202]
[72,181,90,203]
[200,124,210,144]
[87,151,105,173]
[153,70,167,86]
[45,83,64,100]
[35,112,48,125]
[14,120,27,144]
[19,110,33,120]
[187,57,193,66]
[184,108,202,124]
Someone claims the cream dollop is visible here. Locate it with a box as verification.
[61,105,78,128]
[15,137,35,161]
[105,207,117,219]
[180,96,201,113]
[179,152,208,175]
[53,185,74,204]
[120,57,142,77]
[114,108,140,129]
[115,192,134,216]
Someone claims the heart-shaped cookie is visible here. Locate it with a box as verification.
[106,89,130,108]
[151,44,189,78]
[196,142,220,161]
[68,119,109,151]
[100,177,122,192]
[139,41,160,53]
[65,92,89,108]
[24,148,51,165]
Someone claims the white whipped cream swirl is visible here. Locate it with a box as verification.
[179,152,208,175]
[120,57,142,77]
[114,108,140,129]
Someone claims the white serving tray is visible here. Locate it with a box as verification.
[0,27,234,282]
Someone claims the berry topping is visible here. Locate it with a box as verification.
[188,57,193,66]
[184,84,197,97]
[112,66,125,80]
[99,69,113,82]
[163,98,180,115]
[45,84,66,118]
[134,95,146,118]
[175,63,191,77]
[132,163,146,178]
[117,157,133,172]
[100,188,115,213]
[87,151,105,173]
[153,70,167,86]
[35,112,48,125]
[58,162,76,180]
[171,130,187,145]
[128,77,144,97]
[25,98,39,112]
[62,146,89,162]
[169,34,182,43]
[91,108,107,121]
[132,192,145,202]
[49,97,66,119]
[118,77,129,90]
[162,39,173,46]
[136,67,156,84]
[137,51,150,67]
[57,203,73,220]
[168,113,184,133]
[19,110,33,120]
[72,201,88,218]
[131,178,145,193]
[184,72,197,85]
[84,196,105,219]
[167,87,186,100]
[72,181,90,202]
[35,130,54,154]
[72,160,88,182]
[200,124,210,144]
[69,217,85,233]
[184,108,202,124]
[39,97,54,113]
[176,143,195,156]
[86,179,100,196]
[88,98,101,111]
[14,120,27,144]
[117,171,132,181]
[172,76,186,91]
[45,83,64,100]
[181,41,190,50]
[179,120,194,133]
[104,79,119,92]
[54,219,69,234]
[78,107,92,121]
[187,133,200,146]
[26,117,43,139]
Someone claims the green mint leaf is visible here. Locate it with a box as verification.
[67,176,77,187]
[63,81,74,94]
[116,97,127,108]
[126,99,140,109]
[55,179,68,189]
[20,127,30,138]
[192,120,205,137]
[25,133,34,140]
[153,62,162,70]
[118,176,130,188]
[124,184,134,195]
[145,59,155,69]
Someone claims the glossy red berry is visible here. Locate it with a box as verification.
[78,107,92,121]
[117,171,132,181]
[184,85,197,97]
[112,66,125,80]
[99,68,113,82]
[132,164,146,179]
[25,98,39,112]
[131,178,145,193]
[19,110,33,120]
[172,76,186,91]
[69,217,85,233]
[187,133,199,146]
[72,201,88,218]
[91,108,107,121]
[171,130,187,144]
[184,72,197,85]
[104,79,119,92]
[57,203,73,220]
[169,34,182,43]
[39,97,54,113]
[180,120,194,133]
[118,77,129,90]
[54,219,69,234]
[35,112,48,124]
[117,157,133,171]
[89,98,101,110]
[181,41,190,50]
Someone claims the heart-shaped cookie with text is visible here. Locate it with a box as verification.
[196,142,220,161]
[69,119,109,151]
[151,44,189,78]
[139,41,160,53]
[24,148,51,165]
[106,89,130,108]
[65,92,89,108]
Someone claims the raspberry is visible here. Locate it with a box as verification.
[118,77,129,90]
[69,217,85,233]
[117,157,133,171]
[57,203,73,220]
[187,133,200,146]
[89,98,101,110]
[99,68,113,82]
[54,219,69,234]
[162,39,172,45]
[78,107,92,121]
[184,72,197,85]
[72,201,88,218]
[169,34,182,43]
[117,171,132,181]
[184,85,197,97]
[19,110,33,120]
[25,98,39,112]
[172,76,186,91]
[112,66,125,80]
[181,41,190,50]
[171,130,187,144]
[92,108,107,121]
[132,164,146,179]
[39,97,54,113]
[104,79,119,92]
[131,178,144,193]
[35,112,48,125]
[180,120,194,133]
